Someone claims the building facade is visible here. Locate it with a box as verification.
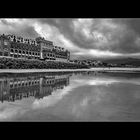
[0,34,70,62]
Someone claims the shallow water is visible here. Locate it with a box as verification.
[0,71,140,121]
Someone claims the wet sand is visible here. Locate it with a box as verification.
[0,67,140,73]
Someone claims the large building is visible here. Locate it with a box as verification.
[0,34,70,62]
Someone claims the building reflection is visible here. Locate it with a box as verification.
[0,73,71,103]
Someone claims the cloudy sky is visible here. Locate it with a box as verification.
[0,18,140,59]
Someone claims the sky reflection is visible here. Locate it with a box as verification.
[1,73,140,121]
[32,84,75,109]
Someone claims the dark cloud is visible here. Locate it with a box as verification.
[36,18,140,54]
[1,18,140,58]
[16,26,39,38]
[114,18,140,34]
[0,19,39,38]
[37,19,90,48]
[108,18,140,53]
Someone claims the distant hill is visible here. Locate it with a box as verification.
[72,57,140,67]
[71,55,140,67]
[102,58,140,66]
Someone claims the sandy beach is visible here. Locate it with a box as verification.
[0,67,140,73]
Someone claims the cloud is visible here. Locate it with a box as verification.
[1,18,140,58]
[33,22,78,50]
[32,83,76,109]
[36,18,140,57]
[0,102,29,120]
[0,18,39,38]
[32,20,126,58]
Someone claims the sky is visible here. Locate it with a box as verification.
[0,18,140,60]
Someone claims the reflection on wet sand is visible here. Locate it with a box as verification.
[67,73,140,121]
[0,73,71,103]
[0,73,71,120]
[0,71,140,121]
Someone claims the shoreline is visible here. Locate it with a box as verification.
[0,67,140,73]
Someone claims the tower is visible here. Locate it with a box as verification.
[35,37,54,59]
[0,34,11,56]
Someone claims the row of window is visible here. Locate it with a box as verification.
[10,49,40,56]
[0,51,9,56]
[0,52,67,60]
[12,92,36,99]
[9,78,67,89]
[43,53,67,59]
[0,47,68,59]
[45,58,56,60]
[56,55,67,59]
[42,79,55,85]
[55,78,67,83]
[43,53,55,57]
[10,54,40,59]
[3,91,38,102]
[10,43,41,52]
[10,79,40,89]
[8,35,38,46]
[0,52,67,61]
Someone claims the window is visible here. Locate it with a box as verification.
[21,38,23,43]
[19,50,21,53]
[15,50,18,53]
[11,49,14,52]
[14,54,17,58]
[10,84,13,88]
[10,54,13,57]
[4,41,8,46]
[0,52,3,56]
[4,52,8,56]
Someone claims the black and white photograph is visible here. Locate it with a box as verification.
[0,18,140,122]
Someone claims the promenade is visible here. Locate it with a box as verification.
[0,67,140,73]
